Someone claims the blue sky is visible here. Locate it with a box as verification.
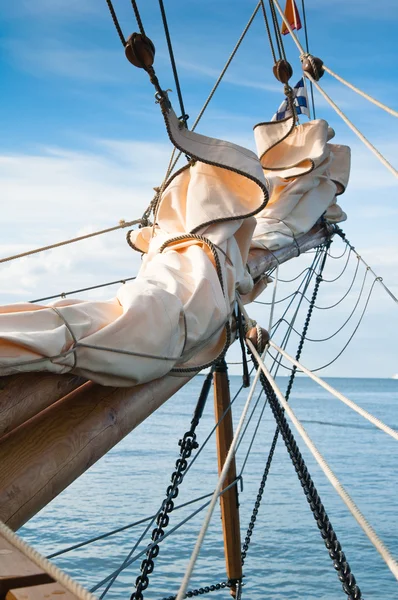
[0,0,397,377]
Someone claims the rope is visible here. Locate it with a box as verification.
[247,341,398,582]
[158,0,188,123]
[175,355,266,600]
[323,66,398,118]
[334,227,398,305]
[300,0,315,118]
[305,72,398,179]
[271,341,398,441]
[0,219,141,265]
[260,1,277,63]
[30,277,137,304]
[130,0,146,36]
[0,520,96,600]
[105,0,126,46]
[271,0,305,54]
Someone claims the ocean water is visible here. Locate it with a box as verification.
[20,376,398,600]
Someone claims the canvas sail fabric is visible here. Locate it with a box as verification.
[0,108,350,386]
[0,107,268,386]
[251,116,350,251]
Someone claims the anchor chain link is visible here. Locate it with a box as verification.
[131,373,213,600]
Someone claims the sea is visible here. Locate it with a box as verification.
[20,376,398,600]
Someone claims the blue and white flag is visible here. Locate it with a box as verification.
[272,78,310,121]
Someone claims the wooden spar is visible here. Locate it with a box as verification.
[0,222,332,529]
[247,222,332,280]
[213,362,242,597]
[0,375,190,530]
[0,373,85,437]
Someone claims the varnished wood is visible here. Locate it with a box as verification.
[0,375,190,530]
[0,535,53,600]
[213,365,242,596]
[6,582,79,600]
[0,373,85,437]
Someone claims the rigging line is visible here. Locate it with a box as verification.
[321,247,352,282]
[167,1,262,175]
[105,0,126,46]
[260,0,277,63]
[91,478,241,594]
[238,391,269,476]
[312,257,360,311]
[268,263,279,331]
[323,65,398,119]
[158,0,188,123]
[278,265,313,283]
[268,0,286,61]
[327,242,349,259]
[47,492,218,558]
[130,0,146,37]
[301,266,369,342]
[272,0,305,54]
[98,373,253,597]
[270,341,398,441]
[175,356,266,600]
[335,227,398,305]
[248,341,398,581]
[267,277,379,373]
[0,219,141,265]
[300,0,315,119]
[235,388,265,456]
[30,277,137,304]
[305,72,398,179]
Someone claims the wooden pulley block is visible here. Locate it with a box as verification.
[272,59,293,84]
[246,326,270,353]
[125,33,155,69]
[302,55,324,81]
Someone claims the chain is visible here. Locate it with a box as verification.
[131,373,213,600]
[256,371,361,599]
[241,244,329,566]
[161,580,230,600]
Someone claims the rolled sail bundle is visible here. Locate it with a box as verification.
[0,108,268,387]
[251,116,350,252]
[0,108,350,388]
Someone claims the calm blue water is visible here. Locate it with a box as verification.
[20,377,398,600]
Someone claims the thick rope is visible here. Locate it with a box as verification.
[272,0,305,54]
[0,520,97,600]
[175,356,265,600]
[105,0,126,46]
[270,341,398,441]
[0,219,141,264]
[247,340,398,582]
[305,73,398,179]
[323,66,398,118]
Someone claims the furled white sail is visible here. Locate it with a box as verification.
[0,106,349,386]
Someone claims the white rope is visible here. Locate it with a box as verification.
[247,340,398,581]
[0,520,97,600]
[175,352,265,600]
[305,73,398,179]
[269,341,398,441]
[268,264,279,332]
[272,0,398,180]
[323,66,398,118]
[0,219,141,264]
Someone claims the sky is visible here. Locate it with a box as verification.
[0,0,397,378]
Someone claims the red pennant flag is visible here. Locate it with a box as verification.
[281,0,302,36]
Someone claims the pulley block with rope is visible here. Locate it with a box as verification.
[125,33,156,69]
[301,54,324,81]
[272,58,293,84]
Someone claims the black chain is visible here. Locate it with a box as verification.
[131,372,213,600]
[241,244,329,566]
[161,580,230,600]
[256,371,361,599]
